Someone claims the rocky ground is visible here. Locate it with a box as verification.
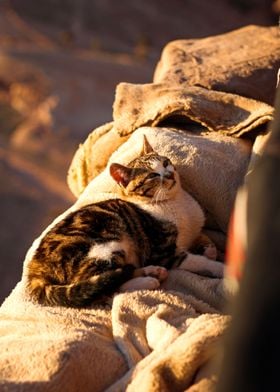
[0,0,277,302]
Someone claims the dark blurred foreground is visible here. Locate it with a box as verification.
[217,87,280,392]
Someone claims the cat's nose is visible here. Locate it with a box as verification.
[165,171,174,180]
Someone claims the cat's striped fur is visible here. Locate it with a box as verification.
[26,136,205,307]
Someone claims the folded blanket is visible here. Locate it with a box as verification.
[108,290,229,392]
[68,89,273,198]
[113,83,273,138]
[0,268,227,392]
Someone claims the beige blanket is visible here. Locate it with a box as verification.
[0,269,227,392]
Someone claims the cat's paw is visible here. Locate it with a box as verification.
[203,244,217,260]
[119,276,160,292]
[141,265,168,282]
[179,253,224,278]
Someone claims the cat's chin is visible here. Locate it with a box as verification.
[152,186,180,203]
[122,192,173,204]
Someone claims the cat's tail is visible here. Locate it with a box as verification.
[26,265,135,307]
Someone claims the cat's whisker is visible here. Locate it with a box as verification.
[158,187,165,203]
[151,188,159,205]
[154,187,163,205]
[154,186,166,205]
[151,184,163,205]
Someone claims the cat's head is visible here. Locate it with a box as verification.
[109,136,180,201]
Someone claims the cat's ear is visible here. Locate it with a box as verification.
[110,163,132,187]
[142,135,154,155]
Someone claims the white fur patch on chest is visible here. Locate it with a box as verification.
[87,237,139,266]
[87,241,122,260]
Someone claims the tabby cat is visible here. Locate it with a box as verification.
[26,136,216,307]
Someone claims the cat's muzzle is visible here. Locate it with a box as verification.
[164,172,175,180]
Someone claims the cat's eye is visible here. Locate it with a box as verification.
[163,159,170,168]
[147,173,160,179]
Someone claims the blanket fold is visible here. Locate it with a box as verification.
[0,269,227,392]
[109,312,229,392]
[113,83,273,137]
[107,274,228,392]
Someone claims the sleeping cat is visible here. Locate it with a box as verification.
[26,136,220,307]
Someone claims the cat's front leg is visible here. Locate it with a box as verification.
[134,265,168,281]
[178,253,224,278]
[119,266,168,292]
[203,243,218,260]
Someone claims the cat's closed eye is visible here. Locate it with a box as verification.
[163,159,171,168]
[147,173,160,179]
